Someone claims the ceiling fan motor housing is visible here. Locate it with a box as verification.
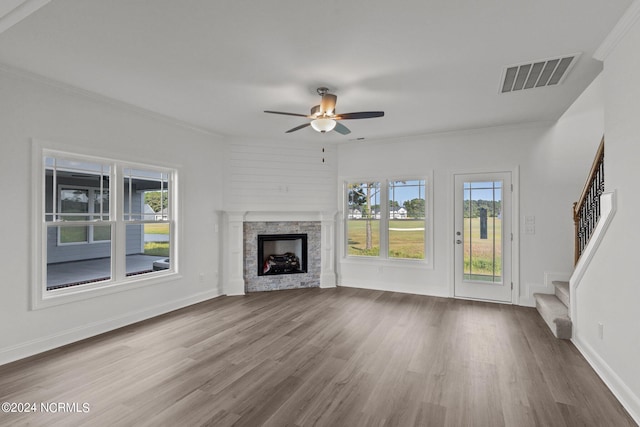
[321,94,337,115]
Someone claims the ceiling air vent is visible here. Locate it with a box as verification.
[500,53,581,93]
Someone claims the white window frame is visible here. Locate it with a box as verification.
[32,141,181,309]
[343,174,433,266]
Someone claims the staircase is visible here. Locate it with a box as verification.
[534,281,572,339]
[533,138,604,339]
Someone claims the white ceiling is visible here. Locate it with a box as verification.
[0,0,632,142]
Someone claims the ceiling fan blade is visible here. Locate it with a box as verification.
[285,123,311,133]
[320,94,337,115]
[334,122,351,135]
[264,110,311,118]
[335,111,384,120]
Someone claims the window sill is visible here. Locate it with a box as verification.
[341,256,432,270]
[32,271,182,310]
[56,241,111,246]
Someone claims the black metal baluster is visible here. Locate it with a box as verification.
[574,139,604,264]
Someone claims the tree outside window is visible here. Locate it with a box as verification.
[347,182,380,256]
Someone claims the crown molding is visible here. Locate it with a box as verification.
[594,0,640,61]
[0,0,50,34]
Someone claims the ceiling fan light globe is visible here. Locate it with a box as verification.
[311,118,336,133]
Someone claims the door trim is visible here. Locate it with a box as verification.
[449,167,520,304]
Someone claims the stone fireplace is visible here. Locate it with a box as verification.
[245,222,318,292]
[222,211,337,295]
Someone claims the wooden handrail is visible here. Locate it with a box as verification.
[574,137,605,218]
[573,137,605,264]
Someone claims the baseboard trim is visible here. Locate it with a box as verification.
[320,273,337,288]
[520,284,552,307]
[338,281,449,298]
[572,335,640,425]
[0,289,223,367]
[340,281,533,306]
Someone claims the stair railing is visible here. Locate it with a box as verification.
[573,137,605,265]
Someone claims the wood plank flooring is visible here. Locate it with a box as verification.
[0,287,636,426]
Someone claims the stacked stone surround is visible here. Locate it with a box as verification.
[244,221,321,292]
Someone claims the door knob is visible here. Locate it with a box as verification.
[456,239,462,244]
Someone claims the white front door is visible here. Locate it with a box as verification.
[454,172,512,303]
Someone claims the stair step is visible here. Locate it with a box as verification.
[552,280,570,308]
[533,293,572,339]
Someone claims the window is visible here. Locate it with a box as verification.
[34,146,178,308]
[346,178,430,262]
[388,180,426,259]
[123,168,171,277]
[347,182,381,256]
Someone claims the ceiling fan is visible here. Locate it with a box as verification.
[264,87,384,134]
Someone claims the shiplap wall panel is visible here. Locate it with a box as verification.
[224,138,338,212]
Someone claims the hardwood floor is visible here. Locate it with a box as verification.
[0,287,635,426]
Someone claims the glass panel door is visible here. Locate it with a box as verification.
[454,172,512,302]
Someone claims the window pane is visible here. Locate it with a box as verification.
[60,188,89,222]
[47,225,112,290]
[463,180,503,283]
[49,158,108,174]
[124,169,169,221]
[59,225,88,244]
[126,224,171,277]
[347,182,380,256]
[470,181,500,189]
[45,156,110,222]
[59,188,89,245]
[388,180,426,259]
[93,225,111,241]
[143,190,169,220]
[93,190,110,221]
[92,189,111,241]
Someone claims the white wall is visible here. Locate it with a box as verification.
[336,78,604,303]
[572,4,640,421]
[223,136,337,213]
[522,75,606,295]
[0,67,225,364]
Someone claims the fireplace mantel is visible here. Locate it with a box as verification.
[244,211,333,222]
[222,211,337,295]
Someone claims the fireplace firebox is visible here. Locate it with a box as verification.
[257,234,307,276]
